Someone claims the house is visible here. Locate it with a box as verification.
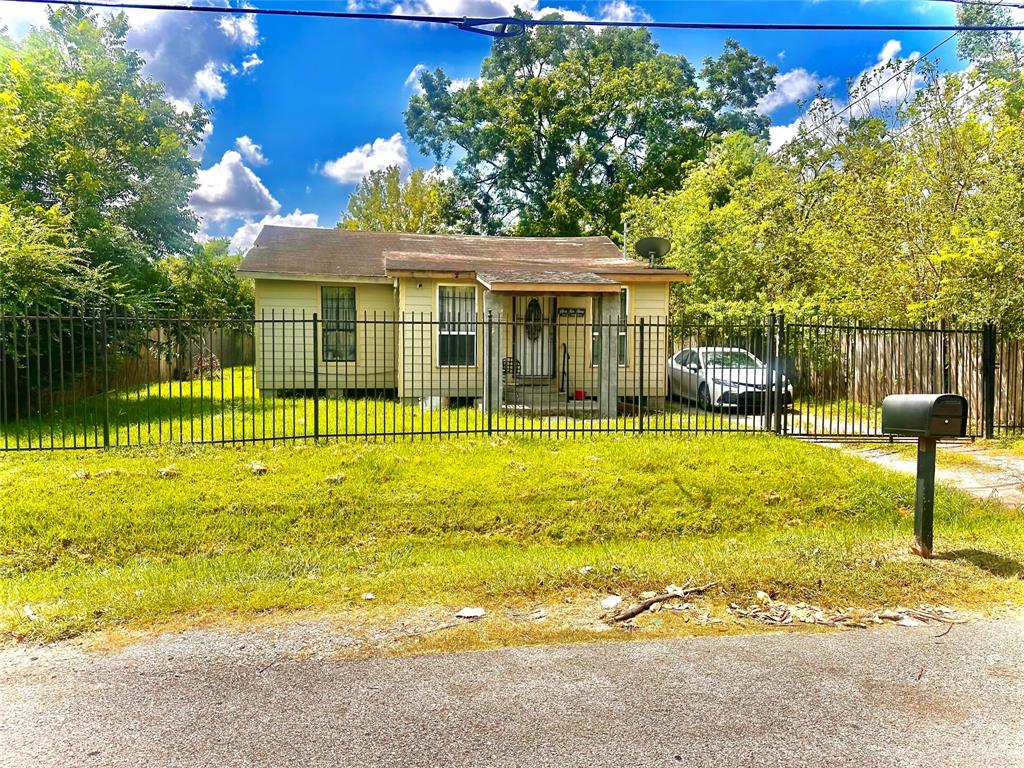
[237,227,690,416]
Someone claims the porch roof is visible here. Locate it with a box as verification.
[475,269,621,293]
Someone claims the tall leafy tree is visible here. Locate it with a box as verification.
[624,71,1024,332]
[159,239,254,320]
[339,166,449,233]
[405,13,776,237]
[0,7,208,308]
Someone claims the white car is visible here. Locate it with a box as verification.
[668,346,793,411]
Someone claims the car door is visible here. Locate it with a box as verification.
[668,350,686,399]
[679,349,699,400]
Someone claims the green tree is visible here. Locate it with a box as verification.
[624,72,1024,332]
[405,13,776,237]
[956,1,1024,82]
[0,8,207,308]
[0,202,103,314]
[339,166,448,233]
[158,239,254,320]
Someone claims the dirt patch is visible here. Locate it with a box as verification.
[846,445,1024,508]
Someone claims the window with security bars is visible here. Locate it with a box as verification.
[592,288,628,367]
[322,286,356,362]
[438,285,477,366]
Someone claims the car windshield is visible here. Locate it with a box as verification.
[704,350,763,369]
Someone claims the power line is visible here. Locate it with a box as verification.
[924,0,1024,10]
[770,32,958,156]
[886,77,989,145]
[10,0,1024,37]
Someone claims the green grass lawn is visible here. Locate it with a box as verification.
[2,434,1022,645]
[3,365,769,449]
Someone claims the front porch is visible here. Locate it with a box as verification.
[481,285,628,418]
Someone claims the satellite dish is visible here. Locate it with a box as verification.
[635,236,671,265]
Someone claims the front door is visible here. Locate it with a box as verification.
[516,296,555,377]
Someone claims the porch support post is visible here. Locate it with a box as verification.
[598,293,619,418]
[483,289,503,415]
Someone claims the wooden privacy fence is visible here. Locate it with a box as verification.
[0,310,1020,449]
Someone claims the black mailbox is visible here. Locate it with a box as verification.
[880,393,969,559]
[881,394,968,438]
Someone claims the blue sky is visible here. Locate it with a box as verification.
[0,0,970,250]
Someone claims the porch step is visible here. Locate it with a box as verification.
[503,383,599,415]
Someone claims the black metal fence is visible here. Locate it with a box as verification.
[0,310,1015,450]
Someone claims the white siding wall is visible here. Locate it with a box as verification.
[254,279,397,392]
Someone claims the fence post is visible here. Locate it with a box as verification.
[982,322,996,439]
[312,312,320,443]
[638,317,645,435]
[100,309,110,448]
[773,311,785,436]
[486,310,494,436]
[765,311,776,433]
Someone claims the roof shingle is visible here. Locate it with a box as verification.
[238,226,687,282]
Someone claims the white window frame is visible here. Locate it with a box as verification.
[436,283,478,368]
[591,287,629,369]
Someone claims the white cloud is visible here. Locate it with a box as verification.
[0,2,48,37]
[235,135,268,166]
[405,63,428,88]
[769,39,931,153]
[389,0,649,23]
[191,150,280,224]
[598,0,651,23]
[322,133,411,184]
[847,39,924,118]
[194,62,228,102]
[757,68,827,115]
[190,121,214,161]
[217,13,259,46]
[768,96,842,152]
[425,165,455,183]
[125,3,261,108]
[230,210,321,253]
[242,52,263,73]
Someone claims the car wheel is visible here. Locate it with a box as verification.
[697,383,712,411]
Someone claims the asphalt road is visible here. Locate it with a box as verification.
[2,619,1023,767]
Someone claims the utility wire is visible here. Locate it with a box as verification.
[9,0,1024,37]
[886,77,989,145]
[924,0,1024,11]
[771,32,958,155]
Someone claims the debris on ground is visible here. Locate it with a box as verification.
[326,473,346,485]
[70,469,91,480]
[22,605,38,621]
[578,565,594,575]
[248,461,269,475]
[727,593,965,629]
[606,583,718,624]
[601,595,622,610]
[455,607,486,620]
[157,465,180,479]
[361,593,375,601]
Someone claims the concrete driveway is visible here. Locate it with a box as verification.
[2,619,1022,767]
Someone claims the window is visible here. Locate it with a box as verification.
[438,285,477,366]
[704,350,764,369]
[322,286,356,362]
[592,288,628,367]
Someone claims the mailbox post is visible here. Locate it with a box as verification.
[881,394,969,558]
[914,437,937,557]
